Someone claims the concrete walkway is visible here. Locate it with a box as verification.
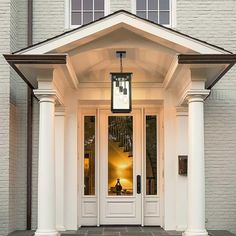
[8,227,236,236]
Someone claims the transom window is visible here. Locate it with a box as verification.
[136,0,171,25]
[71,0,105,26]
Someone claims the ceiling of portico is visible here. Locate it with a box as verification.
[54,28,191,84]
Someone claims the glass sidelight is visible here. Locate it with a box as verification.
[146,115,157,195]
[108,116,133,196]
[84,116,96,195]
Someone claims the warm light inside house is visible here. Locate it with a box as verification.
[108,116,133,195]
[84,116,96,195]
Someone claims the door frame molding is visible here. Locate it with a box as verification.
[77,105,164,227]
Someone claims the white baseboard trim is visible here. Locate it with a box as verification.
[176,225,187,231]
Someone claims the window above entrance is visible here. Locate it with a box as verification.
[133,0,176,27]
[69,0,109,28]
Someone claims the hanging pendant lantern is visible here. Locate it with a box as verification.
[111,51,132,113]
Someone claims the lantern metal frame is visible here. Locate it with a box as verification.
[111,72,132,113]
[110,51,132,113]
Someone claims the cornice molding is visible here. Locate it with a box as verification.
[33,89,64,105]
[179,89,211,105]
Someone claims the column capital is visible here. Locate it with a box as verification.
[176,106,188,116]
[55,106,66,116]
[182,89,210,104]
[33,89,63,104]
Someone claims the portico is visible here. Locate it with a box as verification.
[4,10,236,236]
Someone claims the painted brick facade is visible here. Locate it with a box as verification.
[0,0,236,235]
[110,0,132,13]
[33,0,65,44]
[0,0,29,235]
[176,1,236,232]
[0,1,13,235]
[31,98,39,230]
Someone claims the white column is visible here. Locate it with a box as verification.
[35,94,58,236]
[184,93,209,236]
[55,107,66,231]
[175,107,188,231]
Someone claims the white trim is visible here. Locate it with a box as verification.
[18,12,227,55]
[96,108,100,226]
[131,0,136,14]
[65,0,70,30]
[141,107,144,226]
[171,0,177,28]
[104,0,110,17]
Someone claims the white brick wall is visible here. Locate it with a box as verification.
[0,0,28,235]
[110,0,132,13]
[9,103,17,233]
[31,98,39,230]
[0,0,11,235]
[16,0,27,49]
[176,0,236,233]
[10,0,28,233]
[33,0,65,43]
[14,83,28,230]
[205,97,236,233]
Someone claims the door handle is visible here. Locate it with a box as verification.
[137,175,141,194]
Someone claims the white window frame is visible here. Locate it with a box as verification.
[131,0,176,28]
[65,0,110,29]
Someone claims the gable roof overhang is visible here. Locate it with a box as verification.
[4,10,236,90]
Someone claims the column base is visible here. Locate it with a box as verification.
[56,225,66,231]
[35,229,58,236]
[183,229,208,236]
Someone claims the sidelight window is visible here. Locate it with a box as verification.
[146,115,158,195]
[84,116,96,195]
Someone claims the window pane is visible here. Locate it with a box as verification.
[94,11,104,20]
[148,11,158,23]
[148,0,158,10]
[83,0,93,10]
[137,0,146,10]
[137,11,146,19]
[146,116,157,195]
[159,11,170,24]
[159,0,170,10]
[94,0,104,10]
[84,116,96,196]
[72,0,81,10]
[83,12,93,24]
[71,12,81,25]
[108,116,133,196]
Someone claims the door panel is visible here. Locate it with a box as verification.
[99,110,142,225]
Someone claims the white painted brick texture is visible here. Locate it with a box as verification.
[110,0,132,13]
[0,0,11,235]
[33,0,65,44]
[31,98,39,230]
[176,0,236,233]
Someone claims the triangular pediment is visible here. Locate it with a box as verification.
[14,10,230,56]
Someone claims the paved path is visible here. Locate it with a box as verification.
[8,226,236,236]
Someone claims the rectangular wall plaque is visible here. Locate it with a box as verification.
[178,155,188,175]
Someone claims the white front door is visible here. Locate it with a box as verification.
[78,108,161,226]
[99,109,142,225]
